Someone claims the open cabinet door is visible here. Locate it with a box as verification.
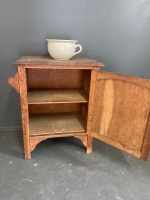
[90,71,150,160]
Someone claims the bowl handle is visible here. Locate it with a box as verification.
[74,44,82,55]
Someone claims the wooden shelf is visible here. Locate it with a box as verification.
[29,112,86,136]
[27,89,88,104]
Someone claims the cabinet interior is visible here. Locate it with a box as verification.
[26,68,91,136]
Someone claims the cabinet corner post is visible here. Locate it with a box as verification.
[18,66,31,159]
[86,135,93,153]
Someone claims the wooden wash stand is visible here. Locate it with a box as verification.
[8,56,150,160]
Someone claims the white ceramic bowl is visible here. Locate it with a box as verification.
[46,39,82,60]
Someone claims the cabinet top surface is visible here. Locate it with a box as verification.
[14,56,105,69]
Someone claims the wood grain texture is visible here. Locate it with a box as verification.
[8,72,20,93]
[27,89,88,104]
[30,133,87,153]
[80,104,88,121]
[74,135,88,148]
[82,70,91,94]
[86,135,93,153]
[140,113,150,160]
[14,56,105,69]
[18,66,31,159]
[29,112,86,136]
[29,103,81,114]
[27,69,83,89]
[92,71,150,159]
[91,131,141,158]
[12,56,150,160]
[11,57,104,159]
[86,70,98,153]
[97,71,150,90]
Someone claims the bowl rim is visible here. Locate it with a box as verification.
[46,39,78,43]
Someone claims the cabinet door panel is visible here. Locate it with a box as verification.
[91,72,150,160]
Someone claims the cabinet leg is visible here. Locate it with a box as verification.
[24,142,31,159]
[86,135,93,154]
[23,140,31,159]
[24,151,31,160]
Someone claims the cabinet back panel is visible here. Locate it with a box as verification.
[27,69,83,89]
[29,103,80,114]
